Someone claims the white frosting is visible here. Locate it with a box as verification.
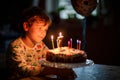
[49,46,85,55]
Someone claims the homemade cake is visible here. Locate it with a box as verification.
[46,47,87,63]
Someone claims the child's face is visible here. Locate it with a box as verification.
[26,20,49,43]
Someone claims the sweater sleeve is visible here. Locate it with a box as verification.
[6,42,42,77]
[41,42,49,58]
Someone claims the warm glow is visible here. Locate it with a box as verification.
[59,32,62,37]
[79,40,81,44]
[68,41,70,48]
[58,32,64,39]
[76,40,79,49]
[77,39,79,43]
[51,35,54,40]
[51,35,54,49]
[70,38,72,48]
[77,40,81,50]
[57,32,64,48]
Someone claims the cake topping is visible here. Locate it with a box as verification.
[48,47,85,55]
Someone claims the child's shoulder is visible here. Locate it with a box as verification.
[10,37,22,46]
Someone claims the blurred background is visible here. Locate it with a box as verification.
[0,0,120,71]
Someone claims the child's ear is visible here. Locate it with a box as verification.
[23,22,29,31]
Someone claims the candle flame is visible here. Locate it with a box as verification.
[76,39,81,50]
[70,38,72,41]
[59,32,62,36]
[51,35,54,49]
[79,40,81,43]
[51,35,54,40]
[68,41,70,48]
[77,39,79,43]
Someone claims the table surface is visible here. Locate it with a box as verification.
[18,64,120,80]
[73,64,120,80]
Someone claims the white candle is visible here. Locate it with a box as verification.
[58,32,63,38]
[51,35,54,49]
[57,32,64,48]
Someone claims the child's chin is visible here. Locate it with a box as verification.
[36,40,42,43]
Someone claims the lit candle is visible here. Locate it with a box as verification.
[78,40,81,50]
[51,35,54,49]
[57,32,64,48]
[68,41,70,48]
[77,40,81,50]
[77,39,79,49]
[70,38,72,48]
[59,32,62,37]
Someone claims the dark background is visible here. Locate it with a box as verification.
[0,0,120,77]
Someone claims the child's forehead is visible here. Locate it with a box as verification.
[33,16,47,23]
[28,15,51,27]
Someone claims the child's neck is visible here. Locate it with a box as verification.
[21,36,36,48]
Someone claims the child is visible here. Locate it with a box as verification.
[6,6,51,79]
[6,6,76,80]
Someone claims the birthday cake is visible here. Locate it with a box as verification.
[46,47,87,63]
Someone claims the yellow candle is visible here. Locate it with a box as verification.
[51,35,54,49]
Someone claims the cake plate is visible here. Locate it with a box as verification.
[39,58,94,69]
